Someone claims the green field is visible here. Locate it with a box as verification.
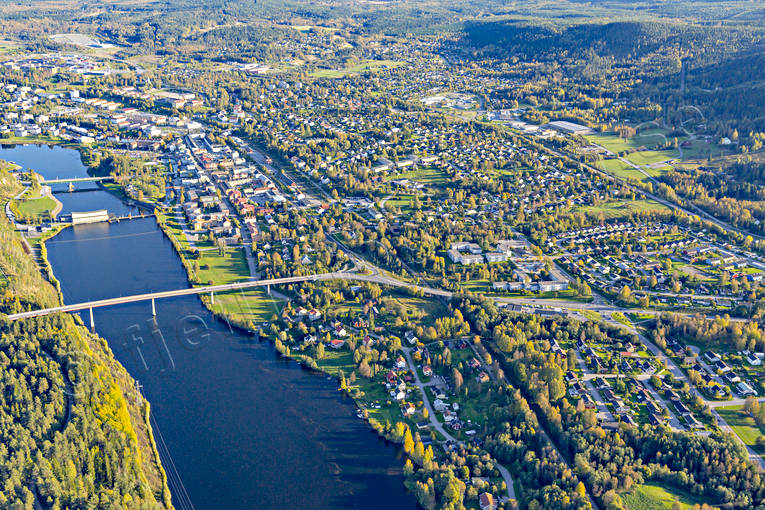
[717,405,765,454]
[158,208,250,285]
[574,199,670,218]
[13,196,57,217]
[210,289,284,324]
[580,310,602,322]
[586,132,670,154]
[623,482,705,510]
[196,248,250,285]
[311,59,405,78]
[597,158,647,181]
[624,149,679,167]
[385,193,417,213]
[387,165,448,186]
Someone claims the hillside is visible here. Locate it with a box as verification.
[0,164,172,509]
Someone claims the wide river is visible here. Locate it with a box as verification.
[2,144,417,510]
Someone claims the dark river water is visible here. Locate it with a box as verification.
[2,144,417,510]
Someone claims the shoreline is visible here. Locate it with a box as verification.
[15,164,175,509]
[38,159,415,505]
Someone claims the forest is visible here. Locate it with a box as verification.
[0,165,171,509]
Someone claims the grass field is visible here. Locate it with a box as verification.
[586,132,670,153]
[611,311,632,327]
[158,209,250,285]
[196,248,250,285]
[597,158,647,181]
[387,165,448,186]
[624,149,679,167]
[623,482,705,510]
[717,405,765,454]
[14,196,57,217]
[311,59,404,78]
[210,289,284,324]
[574,199,669,218]
[580,310,602,322]
[386,193,417,213]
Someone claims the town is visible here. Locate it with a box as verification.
[1,2,765,510]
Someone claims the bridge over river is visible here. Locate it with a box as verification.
[5,272,388,326]
[5,269,725,328]
[37,175,116,184]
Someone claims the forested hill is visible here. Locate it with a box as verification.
[0,164,172,508]
[455,18,765,133]
[461,19,764,69]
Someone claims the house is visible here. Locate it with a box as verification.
[477,372,490,383]
[704,351,722,364]
[479,493,497,510]
[581,393,596,409]
[715,359,731,373]
[405,331,418,345]
[330,338,345,349]
[303,334,317,345]
[536,280,569,292]
[738,381,757,396]
[747,353,763,366]
[386,371,397,384]
[569,382,586,398]
[423,365,433,377]
[484,252,508,263]
[334,324,347,337]
[395,356,407,370]
[401,402,416,416]
[308,309,322,321]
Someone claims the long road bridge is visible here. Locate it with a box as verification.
[5,271,437,327]
[40,176,116,184]
[4,270,741,328]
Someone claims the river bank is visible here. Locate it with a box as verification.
[0,161,174,508]
[15,142,417,509]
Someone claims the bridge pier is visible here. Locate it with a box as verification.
[266,284,270,295]
[151,298,156,316]
[89,307,94,329]
[210,291,214,305]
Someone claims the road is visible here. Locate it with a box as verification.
[574,350,616,423]
[400,347,517,502]
[632,328,765,469]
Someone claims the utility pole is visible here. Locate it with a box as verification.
[134,380,143,405]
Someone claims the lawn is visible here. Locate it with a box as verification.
[585,134,633,153]
[14,196,57,217]
[574,199,669,219]
[311,59,404,78]
[624,149,679,167]
[611,312,632,327]
[386,193,417,213]
[623,482,705,510]
[196,248,250,285]
[597,158,645,181]
[717,405,765,454]
[210,288,284,324]
[586,130,674,151]
[387,165,448,186]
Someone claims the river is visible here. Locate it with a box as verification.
[2,144,417,510]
